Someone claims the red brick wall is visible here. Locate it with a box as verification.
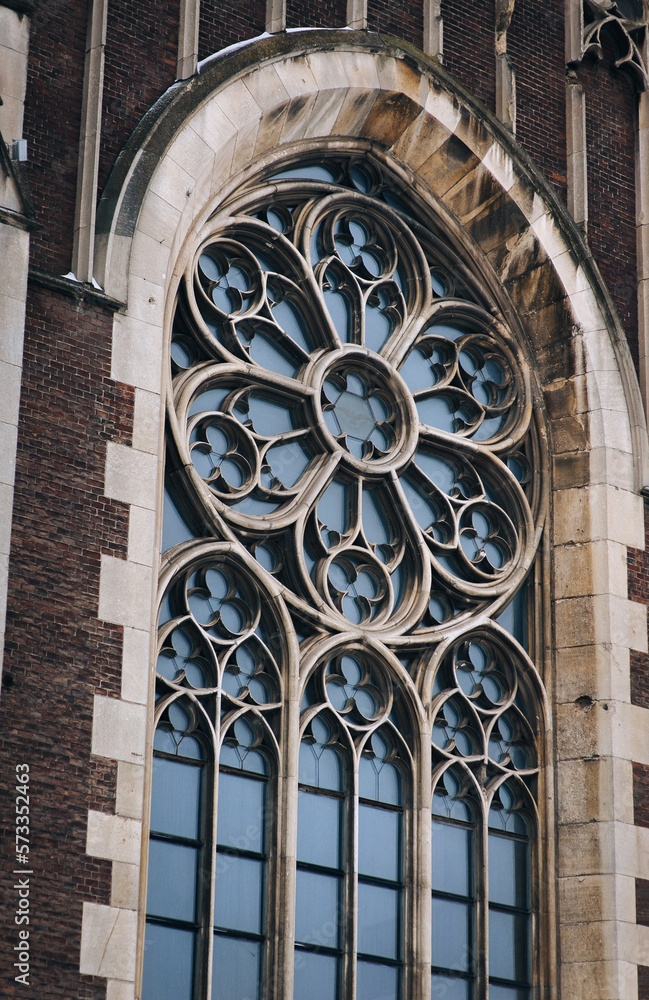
[634,763,649,827]
[508,0,567,200]
[287,0,347,30]
[0,287,133,997]
[23,0,87,273]
[99,0,180,193]
[199,0,266,62]
[441,0,496,112]
[578,38,639,372]
[627,503,649,708]
[367,0,423,49]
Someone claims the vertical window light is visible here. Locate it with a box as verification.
[488,783,532,999]
[142,702,205,1000]
[294,716,345,1000]
[357,730,404,1000]
[213,718,269,1000]
[431,768,476,1000]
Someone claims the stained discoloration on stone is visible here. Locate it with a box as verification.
[359,90,421,147]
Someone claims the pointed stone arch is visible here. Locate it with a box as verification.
[81,31,649,1000]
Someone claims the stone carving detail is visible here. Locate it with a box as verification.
[581,0,649,90]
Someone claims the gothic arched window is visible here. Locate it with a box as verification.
[143,154,546,1000]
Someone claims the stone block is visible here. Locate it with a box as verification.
[116,760,146,820]
[86,809,142,865]
[121,626,151,706]
[92,694,147,764]
[79,902,137,980]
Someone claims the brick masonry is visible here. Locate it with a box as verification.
[0,286,133,997]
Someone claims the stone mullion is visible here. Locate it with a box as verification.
[495,0,516,133]
[423,0,443,59]
[638,82,649,420]
[565,0,589,231]
[267,0,286,33]
[177,0,200,80]
[347,0,367,31]
[71,0,108,285]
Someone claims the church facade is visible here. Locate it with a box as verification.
[2,2,649,999]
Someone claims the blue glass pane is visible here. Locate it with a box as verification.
[212,935,261,1000]
[495,586,528,649]
[142,922,194,1000]
[359,754,402,805]
[357,883,399,960]
[318,478,349,539]
[299,741,343,791]
[214,855,264,934]
[246,396,294,435]
[271,299,312,354]
[488,985,529,1000]
[359,804,400,881]
[232,496,281,515]
[415,452,458,496]
[297,791,341,868]
[431,974,470,1000]
[365,301,393,353]
[188,386,230,417]
[270,165,337,181]
[357,961,399,1000]
[147,840,197,922]
[294,949,338,1000]
[150,758,201,840]
[248,332,298,377]
[488,834,528,908]
[324,283,352,342]
[432,821,471,897]
[400,348,434,392]
[162,485,196,551]
[295,869,340,949]
[266,440,311,488]
[431,898,471,973]
[217,773,265,853]
[416,396,456,433]
[488,909,529,984]
[362,487,392,546]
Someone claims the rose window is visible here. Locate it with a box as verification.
[150,158,546,1000]
[168,163,542,638]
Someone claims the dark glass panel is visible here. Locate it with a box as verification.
[150,758,201,840]
[294,950,338,1000]
[495,584,528,649]
[488,834,528,909]
[358,804,400,881]
[362,487,392,547]
[357,960,399,1000]
[488,909,529,984]
[141,922,194,1000]
[431,821,471,897]
[297,790,341,869]
[431,974,470,1000]
[217,773,266,854]
[163,484,196,551]
[357,883,399,960]
[488,985,529,1000]
[146,840,197,922]
[214,855,264,934]
[211,935,261,1000]
[431,898,471,973]
[271,298,312,354]
[295,869,340,949]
